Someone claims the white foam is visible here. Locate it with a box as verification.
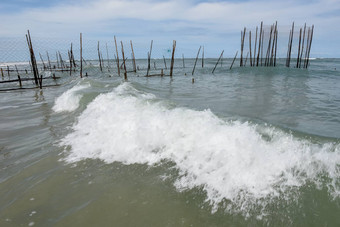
[61,83,340,216]
[52,83,90,113]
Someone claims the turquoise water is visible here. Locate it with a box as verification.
[0,58,339,226]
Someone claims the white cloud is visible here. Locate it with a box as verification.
[0,0,339,56]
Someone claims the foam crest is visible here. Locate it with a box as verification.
[61,83,340,216]
[52,83,90,113]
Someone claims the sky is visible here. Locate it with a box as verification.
[1,0,340,58]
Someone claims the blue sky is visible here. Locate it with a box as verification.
[1,0,340,58]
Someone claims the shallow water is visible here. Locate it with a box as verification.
[0,58,339,226]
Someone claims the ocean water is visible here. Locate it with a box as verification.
[0,58,339,226]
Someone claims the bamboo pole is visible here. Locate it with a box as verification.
[7,66,10,78]
[80,33,82,78]
[68,50,72,76]
[265,25,273,66]
[212,50,224,73]
[114,36,120,76]
[192,46,201,75]
[288,22,294,67]
[121,41,127,80]
[230,51,238,70]
[249,31,252,66]
[170,40,176,78]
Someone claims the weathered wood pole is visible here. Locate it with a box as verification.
[299,23,306,68]
[121,41,127,80]
[39,53,46,70]
[26,30,39,86]
[97,41,102,71]
[249,31,252,66]
[202,46,204,68]
[105,43,110,72]
[256,22,263,66]
[163,55,167,69]
[306,25,314,69]
[80,33,83,78]
[230,51,238,70]
[114,36,120,76]
[170,40,176,78]
[253,26,258,66]
[130,40,137,72]
[192,46,201,75]
[240,27,246,66]
[182,54,185,68]
[296,28,302,68]
[212,50,224,73]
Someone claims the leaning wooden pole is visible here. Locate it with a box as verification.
[249,31,252,67]
[296,28,302,68]
[97,41,102,72]
[256,22,263,66]
[253,26,258,66]
[212,50,224,73]
[230,51,238,70]
[26,30,39,86]
[169,40,176,78]
[306,25,314,69]
[299,23,306,68]
[163,55,167,69]
[114,36,120,76]
[130,40,137,72]
[80,33,83,78]
[192,46,201,76]
[121,41,127,80]
[202,46,204,68]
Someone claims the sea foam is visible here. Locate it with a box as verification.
[61,83,340,216]
[52,83,90,113]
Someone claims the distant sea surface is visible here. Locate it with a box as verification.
[0,58,339,226]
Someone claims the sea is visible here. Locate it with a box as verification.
[0,58,339,226]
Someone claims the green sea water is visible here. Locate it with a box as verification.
[0,58,339,226]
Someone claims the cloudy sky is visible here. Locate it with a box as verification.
[1,0,340,58]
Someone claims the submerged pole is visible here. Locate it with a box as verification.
[80,33,83,78]
[121,41,127,80]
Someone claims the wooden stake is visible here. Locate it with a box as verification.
[182,54,185,68]
[253,26,258,66]
[114,36,120,76]
[163,55,167,69]
[18,75,22,88]
[296,28,302,68]
[299,23,306,68]
[249,31,252,66]
[98,41,102,71]
[202,46,204,68]
[212,50,224,73]
[121,41,127,80]
[306,25,314,69]
[192,46,201,76]
[256,22,263,66]
[170,40,176,78]
[130,40,137,72]
[230,51,238,70]
[80,33,83,78]
[106,43,110,72]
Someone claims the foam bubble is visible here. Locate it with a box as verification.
[61,83,340,216]
[52,83,90,113]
